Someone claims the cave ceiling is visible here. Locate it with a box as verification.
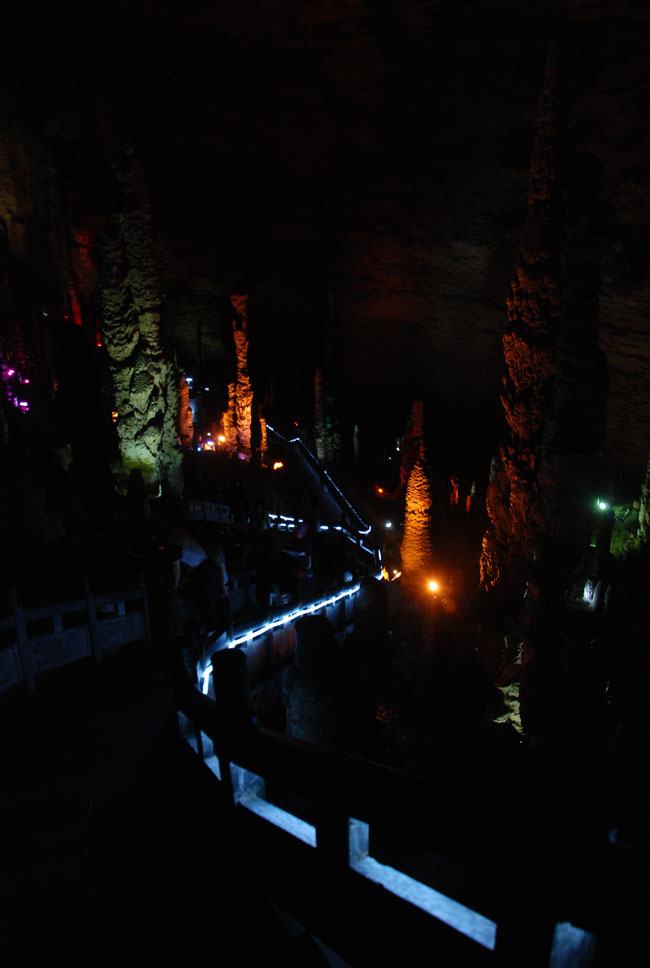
[1,0,650,480]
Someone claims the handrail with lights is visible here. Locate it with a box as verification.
[266,424,371,535]
[200,581,362,695]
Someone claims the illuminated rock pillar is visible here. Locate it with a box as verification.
[178,376,193,448]
[400,459,434,578]
[480,44,565,597]
[231,294,253,458]
[259,414,268,465]
[222,381,237,452]
[100,151,182,492]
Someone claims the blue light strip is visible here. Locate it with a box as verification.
[268,512,377,566]
[201,582,361,694]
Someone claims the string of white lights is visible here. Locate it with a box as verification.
[266,424,372,535]
[201,582,362,694]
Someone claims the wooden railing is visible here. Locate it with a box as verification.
[174,651,645,967]
[0,576,150,695]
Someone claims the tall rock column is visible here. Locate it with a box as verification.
[480,45,566,599]
[231,294,253,458]
[400,459,435,579]
[100,149,182,492]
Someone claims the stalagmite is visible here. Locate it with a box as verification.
[259,414,268,465]
[100,149,182,492]
[231,294,253,458]
[400,458,434,577]
[479,44,565,597]
[178,376,193,448]
[222,381,237,452]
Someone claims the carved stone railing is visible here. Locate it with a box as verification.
[0,576,150,695]
[174,650,643,967]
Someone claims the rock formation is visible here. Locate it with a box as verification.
[231,294,253,458]
[399,398,425,494]
[480,44,566,600]
[178,376,194,448]
[100,149,182,492]
[400,459,434,579]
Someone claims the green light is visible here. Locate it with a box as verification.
[597,500,608,511]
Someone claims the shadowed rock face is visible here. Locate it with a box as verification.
[1,0,649,482]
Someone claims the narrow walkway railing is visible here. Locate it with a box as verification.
[0,576,150,695]
[174,655,628,968]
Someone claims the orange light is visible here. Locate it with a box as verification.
[428,579,439,593]
[377,486,384,495]
[111,410,118,423]
[273,461,284,471]
[218,435,226,443]
[381,566,390,580]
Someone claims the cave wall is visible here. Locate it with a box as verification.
[1,0,649,487]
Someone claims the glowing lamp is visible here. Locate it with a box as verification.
[273,461,284,470]
[377,486,384,495]
[111,411,118,423]
[385,521,393,529]
[381,566,390,580]
[597,500,608,511]
[428,580,439,593]
[7,369,15,377]
[218,435,226,443]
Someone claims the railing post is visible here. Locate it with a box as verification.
[10,588,35,695]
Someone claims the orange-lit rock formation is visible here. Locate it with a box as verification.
[400,458,434,578]
[480,45,565,597]
[231,294,253,458]
[222,381,237,453]
[178,376,193,448]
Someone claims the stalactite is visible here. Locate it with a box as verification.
[400,458,434,577]
[231,293,252,458]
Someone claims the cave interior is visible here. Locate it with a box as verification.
[2,1,650,966]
